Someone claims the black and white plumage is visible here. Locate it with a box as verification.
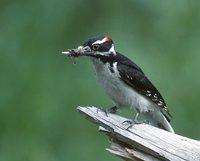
[62,36,174,133]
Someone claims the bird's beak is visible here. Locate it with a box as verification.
[62,46,92,57]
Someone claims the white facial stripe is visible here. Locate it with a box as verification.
[93,51,106,56]
[109,44,116,55]
[92,37,107,45]
[113,62,118,73]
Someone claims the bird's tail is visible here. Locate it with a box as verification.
[144,111,175,133]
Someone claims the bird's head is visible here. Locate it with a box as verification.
[63,36,116,59]
[82,35,116,56]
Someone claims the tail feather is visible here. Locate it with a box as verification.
[144,111,175,133]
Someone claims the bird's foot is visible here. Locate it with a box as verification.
[97,106,118,116]
[122,119,148,130]
[99,108,109,116]
[106,106,118,113]
[122,119,133,124]
[96,108,110,116]
[122,120,135,130]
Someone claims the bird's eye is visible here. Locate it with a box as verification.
[92,44,100,51]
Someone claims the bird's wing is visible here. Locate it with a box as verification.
[116,53,172,121]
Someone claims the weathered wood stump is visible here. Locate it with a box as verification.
[77,106,200,161]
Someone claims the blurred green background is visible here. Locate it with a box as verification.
[1,0,200,161]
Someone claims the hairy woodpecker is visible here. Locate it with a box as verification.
[62,36,174,133]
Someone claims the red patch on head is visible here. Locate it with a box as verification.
[105,35,111,42]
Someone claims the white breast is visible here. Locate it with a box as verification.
[91,58,155,113]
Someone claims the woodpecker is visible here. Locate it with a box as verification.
[62,35,174,133]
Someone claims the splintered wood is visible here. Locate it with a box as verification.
[77,106,200,161]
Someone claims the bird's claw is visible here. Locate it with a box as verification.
[96,106,118,116]
[122,119,148,130]
[122,120,132,124]
[122,120,134,130]
[97,108,109,116]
